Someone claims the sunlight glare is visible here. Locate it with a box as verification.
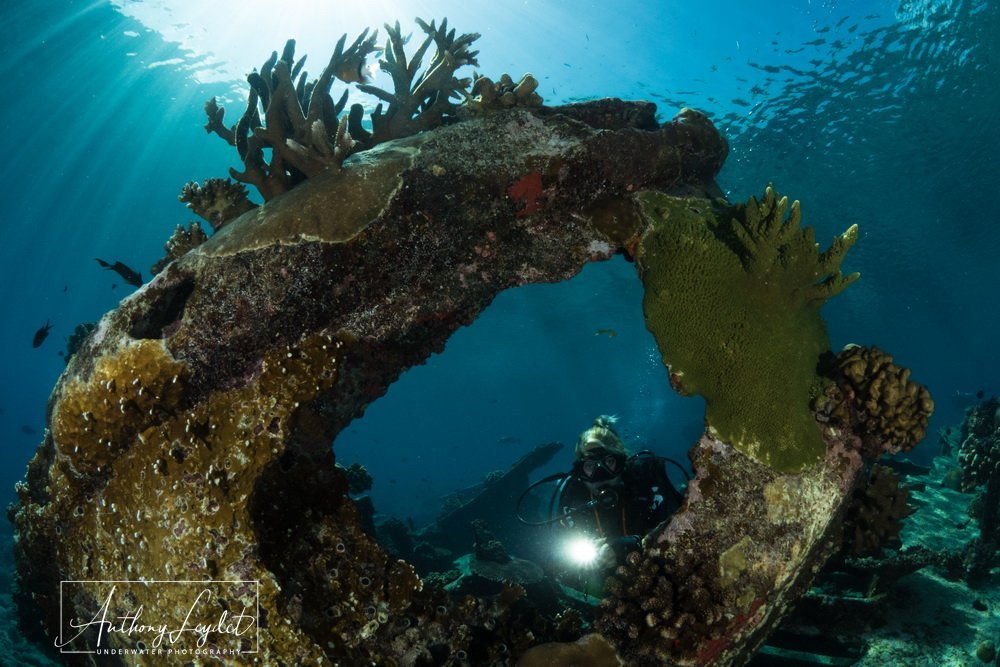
[110,0,414,84]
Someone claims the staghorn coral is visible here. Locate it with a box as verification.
[352,18,480,148]
[204,19,488,202]
[840,464,914,556]
[205,32,378,200]
[814,344,934,457]
[462,72,543,112]
[151,221,208,275]
[178,178,257,231]
[636,185,859,471]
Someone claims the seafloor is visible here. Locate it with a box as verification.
[751,450,1000,667]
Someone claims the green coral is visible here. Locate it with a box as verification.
[636,186,859,471]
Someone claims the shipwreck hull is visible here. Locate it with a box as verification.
[11,103,881,666]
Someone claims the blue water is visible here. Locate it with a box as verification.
[0,0,997,659]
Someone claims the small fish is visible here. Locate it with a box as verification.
[498,435,521,445]
[95,258,142,287]
[595,328,617,338]
[20,424,36,435]
[334,54,379,84]
[32,320,52,348]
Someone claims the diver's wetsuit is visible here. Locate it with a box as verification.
[557,456,683,554]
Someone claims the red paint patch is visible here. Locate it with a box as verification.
[507,171,544,217]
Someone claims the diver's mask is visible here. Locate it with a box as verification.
[575,452,626,484]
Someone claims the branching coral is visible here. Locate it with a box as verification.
[954,397,1000,583]
[463,72,543,112]
[956,396,1000,490]
[840,464,914,556]
[731,188,859,304]
[63,321,96,364]
[636,186,859,471]
[341,461,374,494]
[597,546,728,664]
[151,222,208,275]
[204,32,378,200]
[203,19,485,202]
[814,344,934,457]
[178,178,257,231]
[353,18,480,147]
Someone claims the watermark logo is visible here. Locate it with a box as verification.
[57,580,259,658]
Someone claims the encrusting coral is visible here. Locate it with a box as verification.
[636,185,860,471]
[814,344,934,458]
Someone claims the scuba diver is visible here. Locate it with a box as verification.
[517,415,687,571]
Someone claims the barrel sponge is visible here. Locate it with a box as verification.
[52,339,188,474]
[816,345,934,456]
[636,186,859,471]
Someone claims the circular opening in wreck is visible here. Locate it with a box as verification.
[334,253,703,560]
